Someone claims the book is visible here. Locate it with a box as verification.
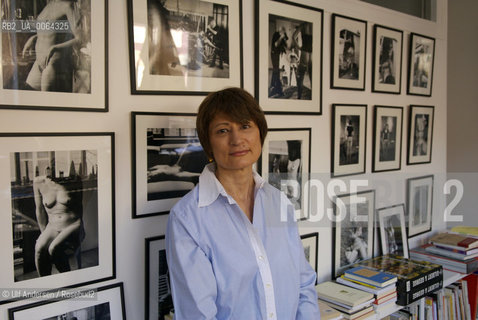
[425,245,478,260]
[410,244,478,274]
[336,276,396,296]
[430,233,478,250]
[316,281,375,308]
[434,245,478,256]
[451,226,478,237]
[460,279,472,320]
[344,266,397,287]
[319,298,375,315]
[318,299,344,320]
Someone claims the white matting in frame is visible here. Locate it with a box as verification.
[255,0,323,114]
[0,1,108,111]
[0,133,115,303]
[378,204,409,258]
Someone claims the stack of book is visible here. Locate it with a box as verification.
[316,281,375,320]
[409,232,478,274]
[353,254,443,306]
[337,266,398,314]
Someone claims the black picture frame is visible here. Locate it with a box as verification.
[127,0,243,95]
[372,105,403,172]
[332,190,375,278]
[0,132,115,304]
[407,105,434,165]
[300,232,318,277]
[254,0,323,114]
[331,104,367,177]
[0,0,109,112]
[331,13,367,91]
[372,24,403,94]
[377,204,409,258]
[407,32,435,97]
[8,283,126,320]
[145,235,173,320]
[406,175,434,238]
[131,112,208,218]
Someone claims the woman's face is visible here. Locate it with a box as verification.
[208,113,262,173]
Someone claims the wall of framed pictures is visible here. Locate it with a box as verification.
[0,0,452,318]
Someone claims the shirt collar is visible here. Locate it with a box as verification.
[198,163,265,208]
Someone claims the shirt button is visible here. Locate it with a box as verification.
[258,255,264,260]
[269,313,274,318]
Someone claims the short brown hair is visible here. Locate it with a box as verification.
[196,87,268,159]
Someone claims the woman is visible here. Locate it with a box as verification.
[166,87,319,319]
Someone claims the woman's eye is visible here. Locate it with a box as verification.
[242,124,251,129]
[217,128,228,134]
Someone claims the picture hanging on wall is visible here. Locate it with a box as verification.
[378,204,409,258]
[145,235,174,320]
[372,105,403,172]
[407,105,434,165]
[331,104,367,177]
[407,32,435,96]
[8,282,126,320]
[407,175,433,238]
[127,0,243,95]
[332,190,375,278]
[259,128,311,221]
[131,112,208,218]
[372,25,403,94]
[0,132,115,304]
[255,0,323,114]
[331,14,367,91]
[300,232,318,277]
[0,0,108,111]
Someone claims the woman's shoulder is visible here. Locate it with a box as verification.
[169,185,200,219]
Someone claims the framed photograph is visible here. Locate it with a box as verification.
[407,32,435,96]
[372,25,403,94]
[333,190,375,278]
[331,14,367,90]
[406,175,433,238]
[378,204,409,258]
[145,235,173,320]
[127,0,243,95]
[0,132,115,304]
[8,282,125,320]
[260,128,311,220]
[372,105,403,172]
[331,104,367,177]
[300,232,318,276]
[407,105,434,165]
[132,112,208,218]
[255,0,323,114]
[0,0,108,111]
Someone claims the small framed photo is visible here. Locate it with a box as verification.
[372,105,403,172]
[301,232,318,277]
[0,133,115,304]
[407,32,435,96]
[407,175,434,238]
[8,283,126,320]
[145,235,174,320]
[260,128,311,220]
[0,0,108,111]
[132,112,208,218]
[372,25,403,94]
[378,204,409,258]
[407,105,434,165]
[127,0,243,95]
[255,0,323,114]
[331,104,367,177]
[333,190,375,278]
[331,14,367,91]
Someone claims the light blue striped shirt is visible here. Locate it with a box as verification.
[166,164,320,319]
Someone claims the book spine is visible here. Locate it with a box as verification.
[396,278,443,306]
[396,266,443,293]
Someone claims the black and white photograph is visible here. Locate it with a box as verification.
[260,128,311,220]
[333,190,375,278]
[372,105,403,172]
[8,282,125,320]
[145,235,174,320]
[407,175,433,238]
[331,14,367,90]
[407,32,435,96]
[331,104,367,177]
[0,133,115,304]
[372,25,403,94]
[255,0,322,114]
[127,0,242,94]
[132,112,208,218]
[407,105,434,165]
[300,232,318,278]
[0,0,108,111]
[378,204,409,258]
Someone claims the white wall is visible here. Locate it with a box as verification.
[0,0,448,318]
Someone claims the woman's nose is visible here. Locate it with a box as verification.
[229,127,243,145]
